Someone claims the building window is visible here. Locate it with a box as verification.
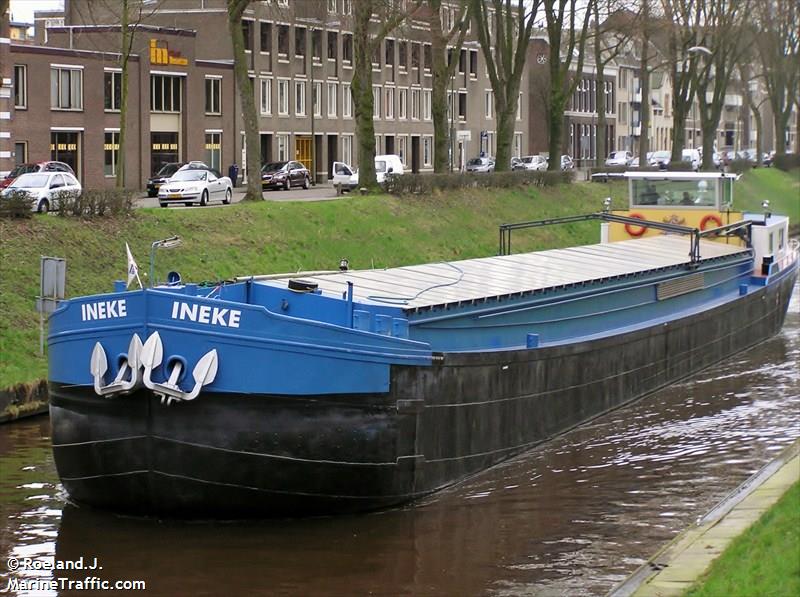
[458,49,466,74]
[312,30,322,62]
[372,44,380,70]
[242,20,253,52]
[104,70,121,111]
[278,25,289,58]
[469,50,478,78]
[411,88,420,120]
[385,86,394,119]
[205,77,221,115]
[423,136,432,166]
[14,65,27,109]
[514,132,522,157]
[342,134,352,165]
[327,31,337,61]
[423,89,431,120]
[373,85,381,119]
[327,82,337,117]
[398,136,407,165]
[342,0,352,15]
[313,81,322,117]
[260,78,272,115]
[411,43,420,69]
[278,79,289,115]
[517,92,522,120]
[342,83,352,118]
[51,66,83,110]
[385,39,395,68]
[399,42,408,71]
[14,141,27,164]
[342,34,353,66]
[277,134,289,161]
[205,132,221,171]
[150,74,181,113]
[485,90,493,119]
[458,92,467,120]
[295,80,306,116]
[423,44,431,72]
[375,134,381,154]
[260,22,271,53]
[104,131,119,177]
[295,27,307,58]
[398,88,407,119]
[328,0,337,12]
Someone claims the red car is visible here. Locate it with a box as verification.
[0,161,75,189]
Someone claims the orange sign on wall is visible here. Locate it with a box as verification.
[149,40,188,66]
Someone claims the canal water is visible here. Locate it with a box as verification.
[1,286,798,596]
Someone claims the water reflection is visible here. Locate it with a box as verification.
[1,287,798,596]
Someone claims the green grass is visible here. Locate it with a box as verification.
[736,167,800,229]
[0,168,797,390]
[685,480,800,597]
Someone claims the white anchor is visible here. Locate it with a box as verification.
[90,334,144,397]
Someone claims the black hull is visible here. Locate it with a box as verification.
[50,269,797,518]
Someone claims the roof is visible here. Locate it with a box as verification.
[258,236,749,312]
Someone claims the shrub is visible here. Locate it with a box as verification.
[773,153,800,172]
[0,190,33,219]
[384,169,574,196]
[55,188,134,218]
[666,161,695,171]
[727,159,753,174]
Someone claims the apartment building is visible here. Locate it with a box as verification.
[2,0,529,187]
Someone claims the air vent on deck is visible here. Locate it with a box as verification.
[657,272,704,301]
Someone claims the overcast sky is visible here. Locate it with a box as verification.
[10,0,65,24]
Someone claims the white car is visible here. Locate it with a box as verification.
[605,151,634,167]
[158,168,233,207]
[1,171,81,213]
[517,155,548,171]
[332,155,404,192]
[682,148,701,171]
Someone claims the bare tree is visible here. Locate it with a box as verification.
[591,1,640,167]
[692,0,752,170]
[426,0,470,173]
[471,0,541,172]
[737,39,767,162]
[754,0,799,155]
[542,0,594,171]
[226,0,261,200]
[659,0,701,163]
[72,0,167,188]
[351,1,417,190]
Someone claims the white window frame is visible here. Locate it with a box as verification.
[14,65,27,109]
[313,81,322,118]
[260,78,272,115]
[397,135,407,165]
[411,88,420,120]
[342,83,352,118]
[328,0,337,13]
[485,90,493,119]
[373,85,381,119]
[204,131,222,171]
[278,78,290,116]
[327,81,337,117]
[295,80,307,116]
[277,133,289,160]
[150,74,181,113]
[104,69,121,112]
[342,133,353,166]
[423,89,432,121]
[51,65,83,111]
[516,92,522,120]
[385,86,395,119]
[103,130,119,177]
[398,87,407,120]
[205,75,222,115]
[422,135,432,167]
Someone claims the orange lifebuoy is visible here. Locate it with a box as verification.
[699,214,723,231]
[625,213,647,237]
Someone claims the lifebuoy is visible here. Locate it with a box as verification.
[625,213,647,237]
[699,214,723,231]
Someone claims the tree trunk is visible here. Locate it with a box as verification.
[773,107,790,156]
[701,120,716,170]
[430,9,450,173]
[351,7,378,190]
[546,61,564,172]
[495,104,515,171]
[671,102,689,159]
[596,70,606,169]
[638,59,649,162]
[228,6,261,200]
[116,0,129,188]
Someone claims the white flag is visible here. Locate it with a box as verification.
[126,243,142,289]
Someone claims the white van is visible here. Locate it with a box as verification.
[681,149,701,171]
[332,154,404,192]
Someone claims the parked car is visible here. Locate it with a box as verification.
[1,171,81,213]
[741,149,759,164]
[157,168,232,207]
[605,151,634,167]
[147,162,184,197]
[763,151,775,167]
[465,156,495,173]
[649,150,671,169]
[630,152,653,168]
[559,155,575,170]
[681,148,701,171]
[261,161,311,190]
[516,155,548,171]
[0,161,75,189]
[331,155,404,192]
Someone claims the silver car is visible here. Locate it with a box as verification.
[465,157,495,173]
[1,171,82,213]
[158,168,233,207]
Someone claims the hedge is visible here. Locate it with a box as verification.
[383,169,575,196]
[0,190,33,218]
[55,188,134,218]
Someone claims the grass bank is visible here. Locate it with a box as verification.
[0,168,797,390]
[686,480,800,597]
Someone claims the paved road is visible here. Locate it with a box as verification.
[134,182,341,209]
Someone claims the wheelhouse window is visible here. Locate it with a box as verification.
[151,75,181,113]
[51,66,83,110]
[14,65,27,109]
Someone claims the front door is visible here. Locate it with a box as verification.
[411,136,420,173]
[151,132,179,176]
[327,135,338,180]
[295,136,312,171]
[50,132,80,176]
